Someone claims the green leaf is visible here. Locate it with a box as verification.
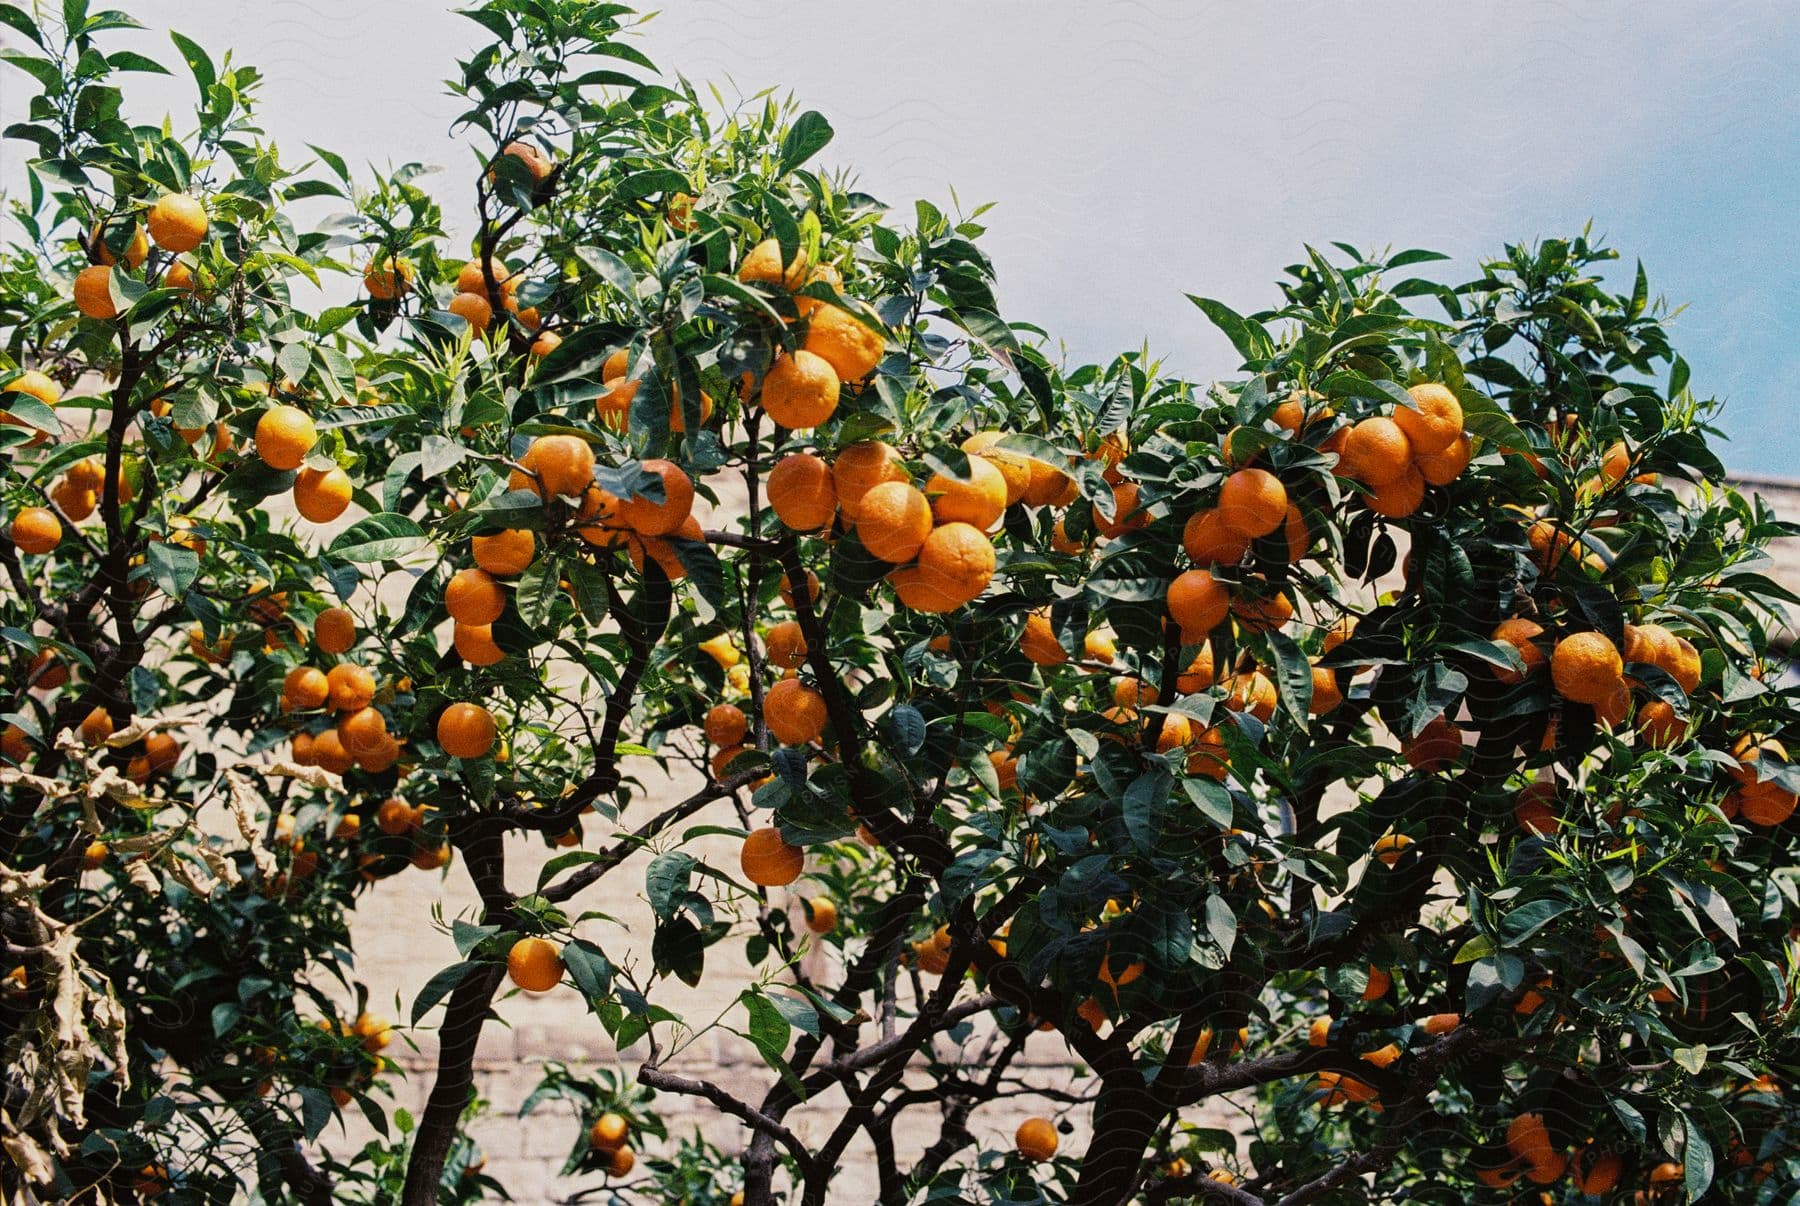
[1263,627,1312,726]
[562,939,613,1002]
[779,110,834,172]
[327,514,427,562]
[1204,894,1237,958]
[145,540,198,599]
[1187,294,1270,364]
[410,961,473,1024]
[105,51,169,75]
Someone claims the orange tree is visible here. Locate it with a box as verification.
[3,2,1799,1203]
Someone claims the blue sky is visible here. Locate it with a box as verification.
[4,1,1796,472]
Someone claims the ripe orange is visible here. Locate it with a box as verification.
[1737,781,1797,827]
[1282,505,1310,561]
[740,825,804,886]
[530,330,561,357]
[1600,441,1631,484]
[737,238,809,289]
[79,707,113,745]
[1182,508,1249,566]
[1166,569,1230,636]
[1341,417,1412,484]
[163,260,195,291]
[446,568,506,625]
[1022,457,1078,507]
[833,441,907,521]
[376,798,416,835]
[794,262,842,317]
[767,453,837,531]
[90,220,148,268]
[506,936,563,992]
[1505,1113,1554,1168]
[1309,664,1342,714]
[454,622,505,666]
[1020,612,1068,666]
[363,255,414,299]
[472,528,535,576]
[10,507,61,555]
[499,140,552,182]
[1394,383,1463,455]
[1550,632,1623,705]
[805,895,838,934]
[1177,645,1216,693]
[855,482,932,562]
[1404,715,1463,770]
[255,405,318,471]
[779,570,821,609]
[1571,1146,1622,1195]
[294,465,353,522]
[803,304,884,382]
[1490,618,1545,684]
[961,432,1030,504]
[439,702,497,759]
[6,369,60,406]
[1231,583,1294,634]
[1015,1117,1058,1162]
[1373,832,1414,867]
[588,1112,629,1151]
[765,619,809,669]
[339,707,390,758]
[448,291,493,332]
[605,1147,634,1177]
[1636,700,1685,748]
[73,265,119,319]
[1365,465,1425,518]
[1526,518,1577,572]
[26,650,66,689]
[618,459,694,536]
[326,664,376,713]
[147,194,208,252]
[283,666,329,711]
[1361,965,1391,1001]
[456,257,516,295]
[1514,783,1559,834]
[765,679,828,745]
[761,349,840,429]
[927,456,1008,530]
[524,435,596,498]
[1092,481,1147,539]
[909,523,996,609]
[1415,434,1471,485]
[314,607,355,654]
[704,703,748,747]
[1217,468,1287,537]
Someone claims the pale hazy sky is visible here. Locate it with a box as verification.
[3,1,1797,473]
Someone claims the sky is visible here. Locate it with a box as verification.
[3,0,1797,473]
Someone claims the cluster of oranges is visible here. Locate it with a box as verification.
[71,193,207,321]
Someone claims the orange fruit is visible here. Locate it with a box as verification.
[737,238,809,289]
[376,798,416,835]
[73,265,119,319]
[779,570,821,609]
[506,936,563,992]
[927,456,1008,530]
[1737,781,1798,827]
[1571,1146,1622,1195]
[1281,504,1310,561]
[448,291,493,332]
[90,220,148,268]
[832,442,907,522]
[805,895,838,934]
[314,607,355,654]
[1637,699,1685,747]
[453,622,505,666]
[1341,417,1412,484]
[1505,1113,1554,1168]
[761,349,840,429]
[438,702,497,759]
[523,435,596,498]
[1177,645,1216,693]
[1015,1117,1058,1162]
[163,260,195,291]
[907,522,995,610]
[338,707,389,758]
[1365,465,1425,518]
[605,1147,634,1177]
[1217,468,1288,537]
[1309,664,1342,714]
[79,707,113,745]
[803,304,885,382]
[363,255,414,299]
[1394,383,1463,455]
[794,262,842,317]
[617,459,694,536]
[1415,433,1471,485]
[767,453,837,531]
[1092,481,1147,538]
[530,330,561,357]
[961,432,1030,504]
[1021,612,1068,666]
[456,257,516,295]
[1514,783,1559,835]
[50,480,95,521]
[446,568,506,626]
[1166,569,1230,636]
[588,1112,629,1151]
[1599,441,1631,484]
[740,825,804,886]
[1182,508,1249,566]
[10,507,61,555]
[1404,715,1463,770]
[283,666,330,711]
[1420,1012,1461,1036]
[6,369,60,406]
[25,653,64,692]
[1491,618,1545,684]
[1527,518,1577,572]
[499,140,552,182]
[765,678,828,745]
[255,405,318,471]
[294,465,353,523]
[765,619,809,669]
[855,481,932,562]
[1373,833,1414,867]
[1022,456,1078,507]
[1361,965,1391,1001]
[1231,583,1293,634]
[326,664,376,713]
[1550,632,1623,705]
[704,703,748,747]
[472,529,535,576]
[147,193,208,252]
[1313,1070,1379,1106]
